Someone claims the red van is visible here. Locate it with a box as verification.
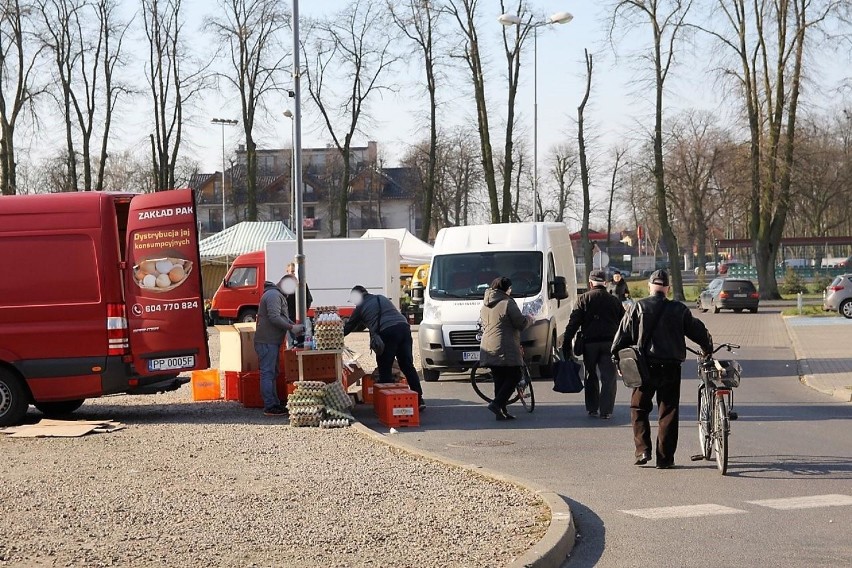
[0,190,210,426]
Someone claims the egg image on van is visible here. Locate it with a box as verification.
[140,260,157,274]
[168,265,186,283]
[155,259,174,274]
[142,274,157,288]
[155,273,171,288]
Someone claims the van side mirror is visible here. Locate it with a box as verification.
[222,278,230,288]
[549,276,569,300]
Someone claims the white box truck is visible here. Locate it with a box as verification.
[418,223,577,381]
[265,238,400,317]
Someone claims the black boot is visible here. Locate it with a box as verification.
[500,406,516,420]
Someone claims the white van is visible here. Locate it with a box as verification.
[418,223,576,381]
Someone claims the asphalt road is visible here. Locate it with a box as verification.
[358,307,852,567]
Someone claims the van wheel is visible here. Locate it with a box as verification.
[34,399,85,417]
[0,369,29,427]
[238,308,258,323]
[423,368,440,382]
[539,335,561,378]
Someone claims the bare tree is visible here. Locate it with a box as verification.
[303,0,397,237]
[143,0,208,192]
[545,142,578,223]
[1,0,45,195]
[606,146,627,252]
[207,0,289,219]
[388,0,443,241]
[696,0,842,298]
[445,0,500,222]
[38,0,131,192]
[610,0,693,300]
[577,48,594,275]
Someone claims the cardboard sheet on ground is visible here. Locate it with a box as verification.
[1,419,124,438]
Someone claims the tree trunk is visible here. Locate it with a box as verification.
[578,49,593,276]
[245,134,257,220]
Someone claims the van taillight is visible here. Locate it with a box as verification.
[107,303,130,356]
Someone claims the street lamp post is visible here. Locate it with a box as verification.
[211,118,239,231]
[283,110,295,229]
[292,0,307,327]
[498,11,573,223]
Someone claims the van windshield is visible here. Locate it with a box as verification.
[227,267,257,288]
[429,251,543,299]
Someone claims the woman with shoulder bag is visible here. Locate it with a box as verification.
[343,285,425,410]
[479,277,532,421]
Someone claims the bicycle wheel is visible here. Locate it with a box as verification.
[697,385,712,460]
[470,362,495,403]
[515,365,535,413]
[713,396,729,475]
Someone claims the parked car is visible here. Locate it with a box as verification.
[697,278,760,314]
[823,274,852,319]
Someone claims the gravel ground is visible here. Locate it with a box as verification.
[0,329,549,568]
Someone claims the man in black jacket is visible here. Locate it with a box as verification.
[612,270,713,469]
[562,269,625,419]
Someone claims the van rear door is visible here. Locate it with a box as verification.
[124,189,210,376]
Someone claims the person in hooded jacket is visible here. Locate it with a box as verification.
[254,279,305,416]
[608,270,630,302]
[343,285,425,410]
[562,269,625,419]
[478,277,532,420]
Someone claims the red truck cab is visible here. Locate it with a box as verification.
[209,251,266,323]
[0,190,210,426]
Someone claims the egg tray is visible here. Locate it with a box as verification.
[288,405,324,416]
[294,381,327,390]
[319,419,351,429]
[323,381,354,411]
[290,414,322,428]
[325,408,354,422]
[132,257,193,293]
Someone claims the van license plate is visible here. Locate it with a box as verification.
[148,355,195,372]
[463,351,480,362]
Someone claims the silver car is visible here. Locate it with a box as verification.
[824,274,852,319]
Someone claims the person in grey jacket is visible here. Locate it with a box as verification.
[343,285,424,409]
[479,277,531,420]
[255,281,305,416]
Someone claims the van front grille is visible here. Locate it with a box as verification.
[449,330,480,347]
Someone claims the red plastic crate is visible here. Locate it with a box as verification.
[299,352,339,381]
[224,371,241,401]
[278,347,301,381]
[362,375,408,405]
[239,371,264,408]
[376,388,420,428]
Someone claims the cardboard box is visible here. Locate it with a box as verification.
[216,323,257,372]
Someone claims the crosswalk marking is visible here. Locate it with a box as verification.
[620,504,748,519]
[747,494,852,510]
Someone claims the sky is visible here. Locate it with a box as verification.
[18,0,849,210]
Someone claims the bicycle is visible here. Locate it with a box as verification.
[688,343,742,475]
[470,359,535,413]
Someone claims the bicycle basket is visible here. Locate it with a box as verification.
[712,360,742,388]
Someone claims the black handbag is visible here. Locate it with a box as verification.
[369,297,385,356]
[617,302,669,388]
[553,358,584,393]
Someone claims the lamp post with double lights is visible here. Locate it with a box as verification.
[211,118,239,231]
[498,11,573,222]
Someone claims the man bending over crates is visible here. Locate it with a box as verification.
[343,285,426,411]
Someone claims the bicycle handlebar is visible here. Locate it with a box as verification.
[686,343,740,357]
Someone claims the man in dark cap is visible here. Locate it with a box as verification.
[611,270,713,469]
[562,269,626,419]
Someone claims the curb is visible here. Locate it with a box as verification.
[782,318,852,403]
[352,422,575,568]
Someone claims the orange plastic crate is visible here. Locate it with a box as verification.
[376,388,420,428]
[362,375,407,405]
[239,371,264,408]
[191,369,221,401]
[373,385,412,421]
[224,371,240,401]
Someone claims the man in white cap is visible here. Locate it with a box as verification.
[612,270,713,469]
